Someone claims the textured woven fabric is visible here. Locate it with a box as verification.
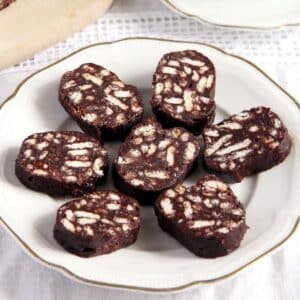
[0,1,299,299]
[1,11,300,75]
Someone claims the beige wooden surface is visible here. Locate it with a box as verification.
[0,0,113,69]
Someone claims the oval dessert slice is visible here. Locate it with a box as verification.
[203,107,292,182]
[15,131,108,196]
[155,175,248,258]
[114,117,200,204]
[151,50,216,135]
[59,63,143,140]
[54,191,140,257]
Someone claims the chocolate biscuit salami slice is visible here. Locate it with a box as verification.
[54,191,140,257]
[203,107,292,182]
[15,131,108,196]
[114,118,200,204]
[151,50,216,135]
[155,175,248,258]
[59,63,143,140]
[0,0,15,10]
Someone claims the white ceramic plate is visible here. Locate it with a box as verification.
[0,37,299,294]
[162,0,300,30]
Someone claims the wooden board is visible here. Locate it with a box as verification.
[0,0,113,69]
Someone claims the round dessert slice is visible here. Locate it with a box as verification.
[203,106,292,182]
[53,191,140,257]
[15,131,108,196]
[155,175,248,258]
[151,50,216,135]
[59,63,144,140]
[114,117,200,204]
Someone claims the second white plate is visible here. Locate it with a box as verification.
[162,0,300,30]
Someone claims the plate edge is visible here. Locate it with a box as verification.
[162,0,300,30]
[1,216,299,293]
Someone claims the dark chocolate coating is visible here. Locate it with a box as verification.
[59,63,143,141]
[151,50,216,135]
[54,191,140,257]
[203,107,292,182]
[15,131,108,196]
[155,175,248,258]
[114,118,200,204]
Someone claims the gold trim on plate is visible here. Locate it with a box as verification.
[162,0,300,30]
[0,37,299,293]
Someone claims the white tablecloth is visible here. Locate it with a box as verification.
[0,1,299,299]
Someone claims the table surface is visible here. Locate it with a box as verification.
[0,1,299,299]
